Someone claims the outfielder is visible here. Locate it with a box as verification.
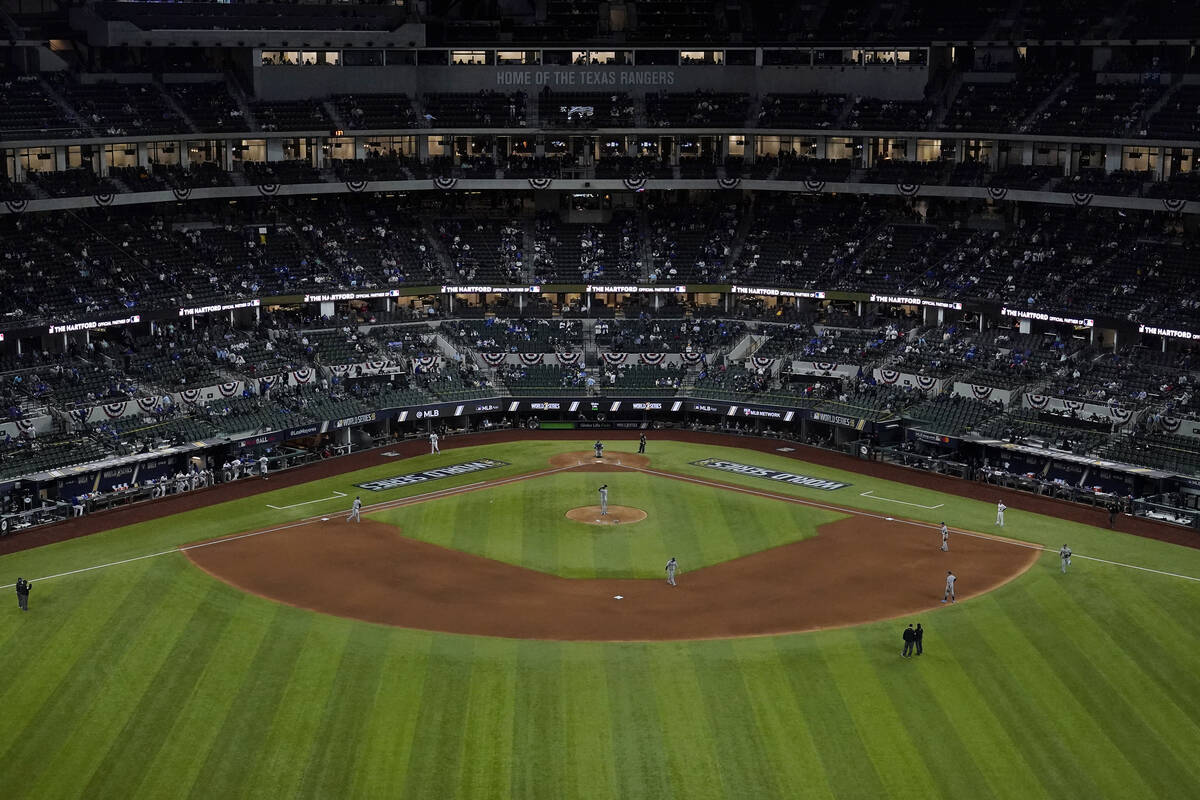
[939,522,949,552]
[593,440,604,459]
[349,495,362,523]
[1059,544,1072,573]
[598,484,609,515]
[995,500,1007,526]
[665,557,678,586]
[430,432,439,454]
[941,570,957,603]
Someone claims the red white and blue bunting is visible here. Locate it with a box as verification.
[641,353,667,366]
[528,177,553,190]
[623,177,647,192]
[1161,416,1181,432]
[896,183,921,198]
[136,396,159,413]
[813,361,839,373]
[752,356,775,370]
[971,384,994,400]
[556,351,582,366]
[434,177,459,191]
[291,368,315,385]
[602,352,628,366]
[519,353,544,366]
[717,177,742,190]
[986,186,1008,201]
[103,401,128,419]
[414,356,438,371]
[1026,393,1049,409]
[803,179,825,193]
[916,375,938,391]
[481,352,507,366]
[879,369,900,384]
[179,388,200,405]
[218,381,241,397]
[680,352,705,365]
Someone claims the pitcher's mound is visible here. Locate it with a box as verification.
[565,505,648,525]
[550,451,650,471]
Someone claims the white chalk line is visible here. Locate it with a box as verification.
[266,490,347,510]
[0,464,578,590]
[859,490,944,510]
[4,460,1198,589]
[632,466,1200,585]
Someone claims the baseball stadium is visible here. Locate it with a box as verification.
[4,0,1200,797]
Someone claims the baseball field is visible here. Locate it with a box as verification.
[2,432,1200,799]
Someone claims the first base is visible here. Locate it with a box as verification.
[321,517,330,521]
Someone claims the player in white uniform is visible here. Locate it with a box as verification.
[665,557,678,586]
[941,570,957,603]
[939,522,949,552]
[349,495,362,523]
[598,484,609,515]
[430,432,439,454]
[1059,544,1072,573]
[995,501,1006,526]
[259,454,269,479]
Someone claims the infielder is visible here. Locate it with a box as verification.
[941,570,957,603]
[598,484,609,516]
[995,500,1007,526]
[939,522,949,552]
[665,557,678,586]
[430,432,439,454]
[1059,544,1072,573]
[349,495,362,523]
[593,440,604,459]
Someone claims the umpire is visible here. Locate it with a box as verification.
[15,577,30,612]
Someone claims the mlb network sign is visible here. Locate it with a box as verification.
[692,459,851,491]
[355,459,509,492]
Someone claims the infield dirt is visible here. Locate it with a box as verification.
[186,511,1038,641]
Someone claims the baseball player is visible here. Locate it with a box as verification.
[349,495,362,523]
[995,500,1007,526]
[638,433,646,454]
[1059,544,1072,573]
[941,570,957,603]
[598,484,609,516]
[593,440,604,459]
[939,522,949,552]
[430,432,440,454]
[665,557,678,586]
[259,454,269,479]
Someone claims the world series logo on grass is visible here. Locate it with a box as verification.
[693,458,851,491]
[356,459,510,491]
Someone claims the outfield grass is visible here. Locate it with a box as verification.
[2,438,1200,799]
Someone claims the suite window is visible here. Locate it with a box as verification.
[451,50,488,65]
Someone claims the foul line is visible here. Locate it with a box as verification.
[5,460,1200,589]
[859,490,944,510]
[266,490,347,510]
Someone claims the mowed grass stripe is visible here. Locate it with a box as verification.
[688,640,786,800]
[80,582,235,800]
[401,635,477,800]
[0,560,154,758]
[604,644,676,800]
[457,638,519,798]
[561,645,620,799]
[993,580,1158,796]
[296,625,392,799]
[952,602,1103,798]
[510,641,567,800]
[185,610,315,799]
[1033,574,1200,790]
[914,628,1050,798]
[643,643,727,800]
[131,589,279,800]
[773,636,889,800]
[247,623,352,799]
[729,638,837,800]
[15,563,211,798]
[347,631,435,799]
[816,633,945,800]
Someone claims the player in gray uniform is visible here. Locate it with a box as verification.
[939,522,949,552]
[430,432,440,454]
[1059,544,1072,573]
[349,495,362,523]
[598,484,609,515]
[941,570,957,603]
[995,501,1007,526]
[665,557,678,586]
[594,440,604,459]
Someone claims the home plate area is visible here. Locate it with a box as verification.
[565,505,648,525]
